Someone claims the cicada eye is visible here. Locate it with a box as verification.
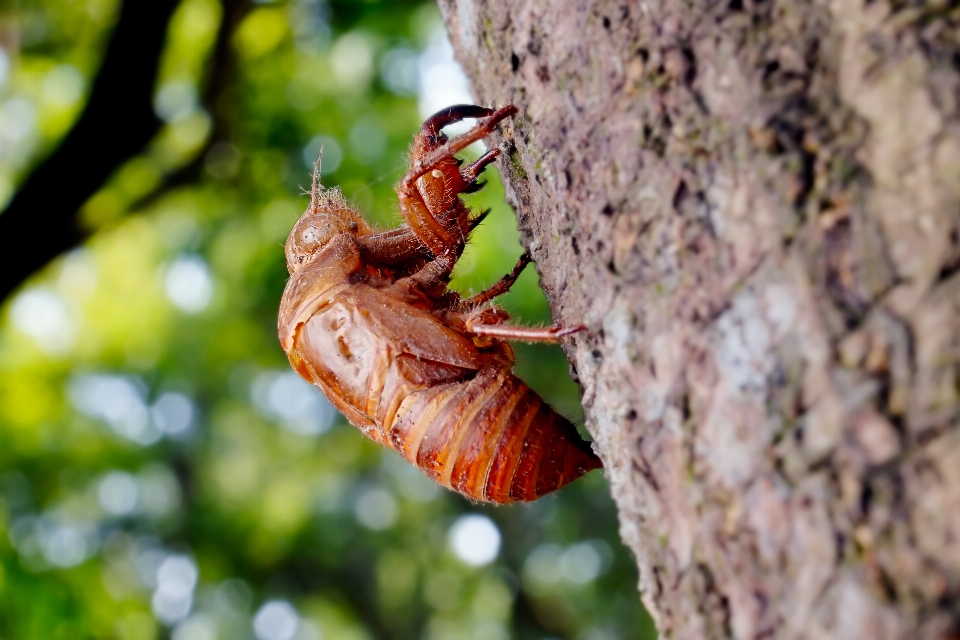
[296,221,324,252]
[285,210,364,274]
[286,216,330,273]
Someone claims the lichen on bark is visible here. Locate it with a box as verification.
[440,0,960,637]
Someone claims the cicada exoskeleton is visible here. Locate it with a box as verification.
[278,105,601,503]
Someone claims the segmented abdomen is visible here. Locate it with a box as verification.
[387,365,601,503]
[288,287,601,504]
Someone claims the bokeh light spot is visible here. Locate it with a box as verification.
[251,370,336,436]
[152,555,198,624]
[40,520,92,568]
[98,471,140,516]
[348,118,386,165]
[57,249,98,300]
[41,64,85,108]
[380,47,418,96]
[10,288,75,354]
[0,48,9,89]
[155,81,198,123]
[69,374,161,445]
[253,600,299,640]
[164,254,213,313]
[331,31,374,91]
[214,578,253,615]
[448,514,501,567]
[560,542,603,584]
[138,465,182,519]
[354,487,398,531]
[235,7,289,59]
[151,392,196,437]
[1,97,37,143]
[171,613,217,640]
[523,543,562,586]
[472,620,509,640]
[417,26,473,126]
[286,0,331,53]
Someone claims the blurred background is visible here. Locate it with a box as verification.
[0,1,655,638]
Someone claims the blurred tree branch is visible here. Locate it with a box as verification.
[138,0,251,199]
[0,0,250,302]
[0,0,178,301]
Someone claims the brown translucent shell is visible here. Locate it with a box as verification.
[278,105,601,503]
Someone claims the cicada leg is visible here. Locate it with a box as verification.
[381,247,463,309]
[465,321,586,343]
[405,249,457,287]
[459,149,501,194]
[397,105,517,257]
[454,253,585,341]
[357,210,490,268]
[459,253,532,309]
[403,105,517,184]
[417,104,498,140]
[396,191,459,258]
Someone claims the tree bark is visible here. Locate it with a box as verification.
[439,1,960,638]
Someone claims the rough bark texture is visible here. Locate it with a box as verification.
[439,1,960,638]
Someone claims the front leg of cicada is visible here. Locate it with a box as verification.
[397,105,518,258]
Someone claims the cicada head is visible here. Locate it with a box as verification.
[285,188,373,274]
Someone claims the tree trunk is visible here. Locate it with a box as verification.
[439,1,960,638]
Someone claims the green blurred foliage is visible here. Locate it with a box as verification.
[0,1,655,639]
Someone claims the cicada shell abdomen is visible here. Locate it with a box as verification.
[284,276,601,503]
[387,365,601,503]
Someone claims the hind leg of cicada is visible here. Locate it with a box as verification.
[458,253,586,341]
[465,320,587,343]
